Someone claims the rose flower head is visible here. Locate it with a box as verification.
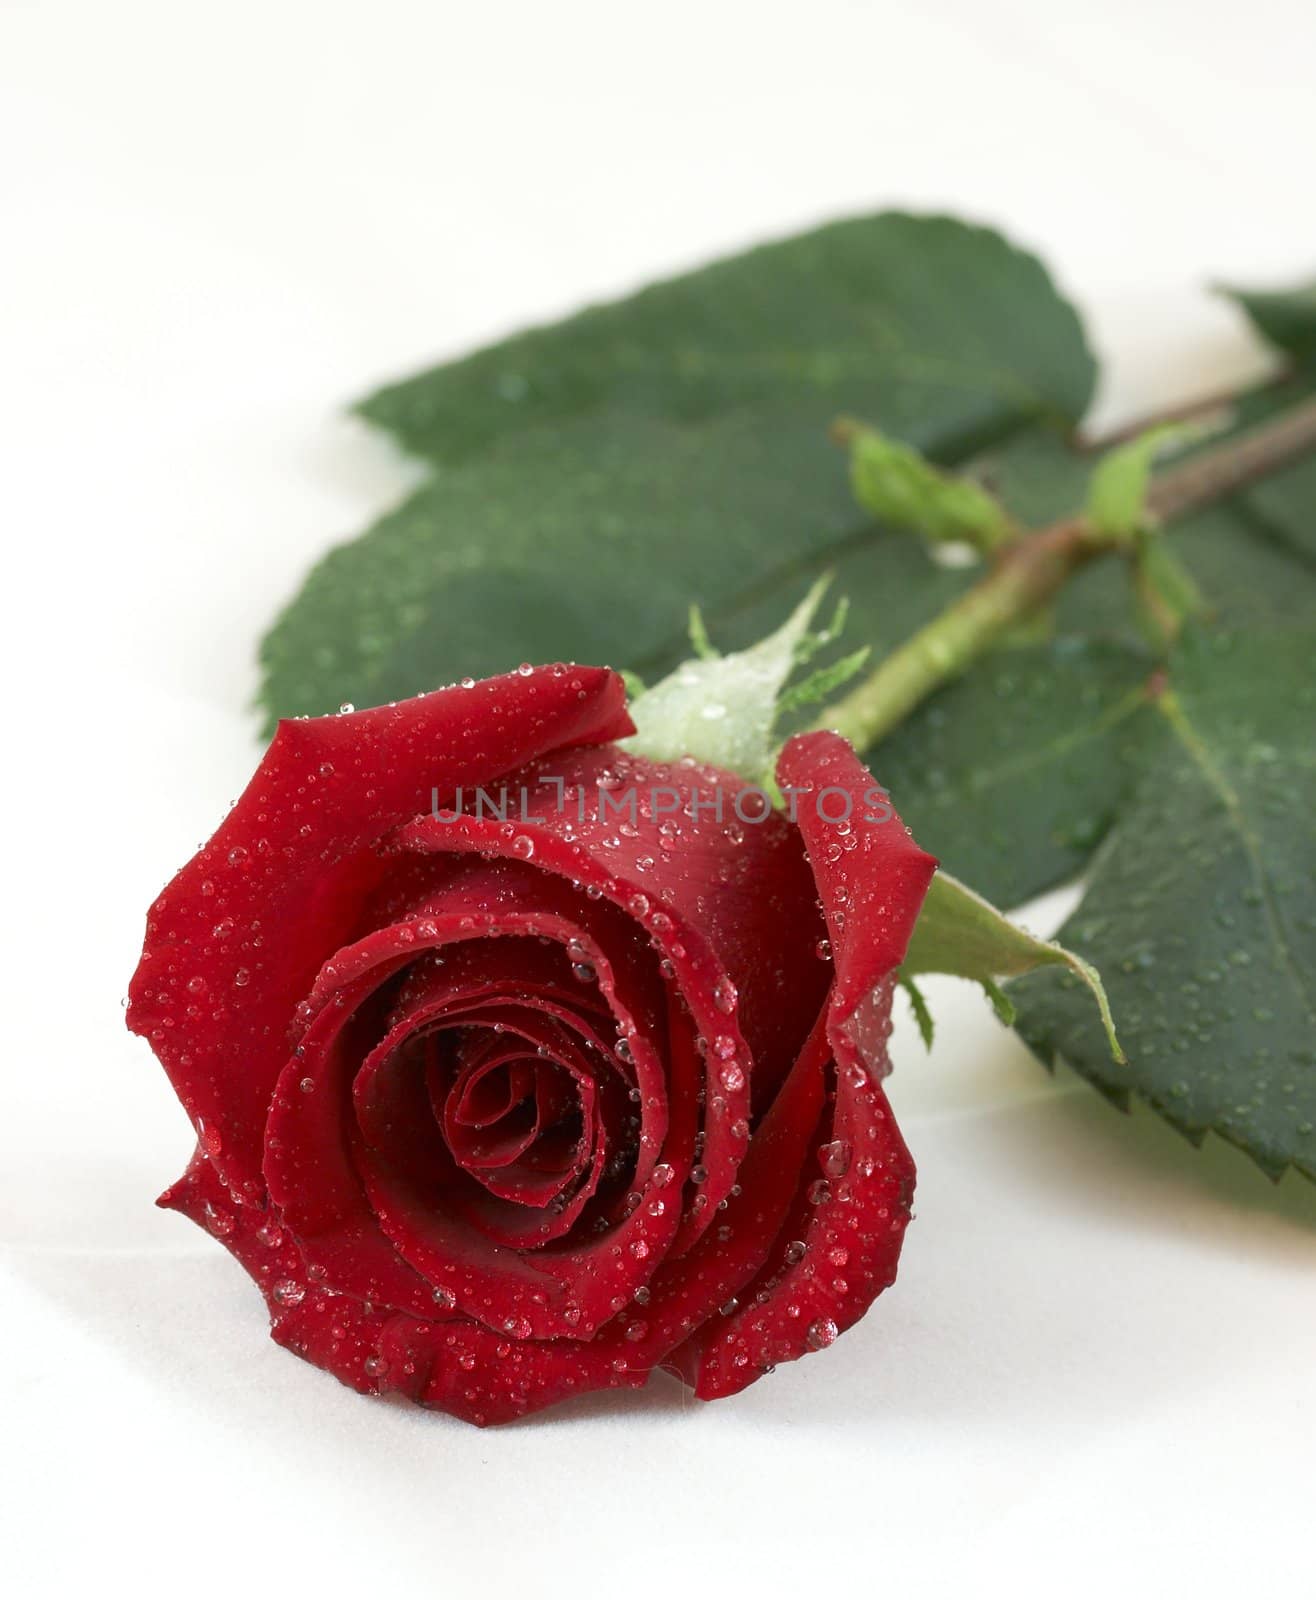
[128,601,937,1424]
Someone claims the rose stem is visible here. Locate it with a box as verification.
[813,392,1316,751]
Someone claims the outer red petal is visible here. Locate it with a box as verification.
[127,666,632,1196]
[677,732,937,1399]
[778,730,938,1083]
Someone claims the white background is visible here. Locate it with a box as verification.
[4,1,1315,1594]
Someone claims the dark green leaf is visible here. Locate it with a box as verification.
[1011,628,1316,1181]
[874,639,1156,907]
[359,212,1096,465]
[1222,276,1316,366]
[259,411,971,727]
[260,214,1096,729]
[1239,451,1316,566]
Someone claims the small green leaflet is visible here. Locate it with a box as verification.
[843,419,1015,552]
[1085,423,1199,540]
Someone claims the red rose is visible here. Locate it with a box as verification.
[128,665,935,1424]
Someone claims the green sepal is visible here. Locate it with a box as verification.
[902,869,1123,1061]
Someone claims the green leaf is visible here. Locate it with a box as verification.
[359,212,1096,465]
[1240,449,1316,566]
[844,421,1015,551]
[259,213,1096,730]
[903,870,1122,1060]
[1011,628,1316,1180]
[1222,276,1316,366]
[873,639,1156,908]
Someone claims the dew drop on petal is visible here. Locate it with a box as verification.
[806,1318,839,1351]
[818,1139,852,1178]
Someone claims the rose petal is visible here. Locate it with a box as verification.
[129,667,632,1196]
[674,734,935,1396]
[777,731,937,1082]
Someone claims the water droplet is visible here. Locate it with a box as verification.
[818,1139,852,1178]
[805,1318,838,1350]
[272,1279,305,1308]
